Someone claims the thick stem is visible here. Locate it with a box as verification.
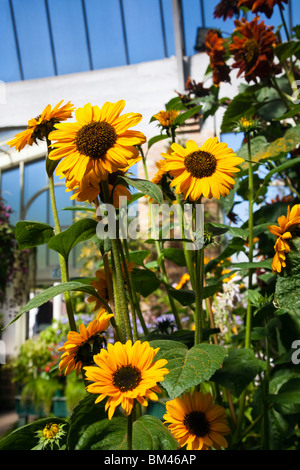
[194,247,205,345]
[245,136,254,349]
[234,133,254,444]
[123,239,149,336]
[101,179,132,343]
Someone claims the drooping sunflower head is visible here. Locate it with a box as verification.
[268,204,300,273]
[58,308,113,375]
[7,100,75,152]
[84,339,169,419]
[214,0,240,20]
[48,101,146,184]
[205,30,231,86]
[163,137,244,201]
[238,0,288,19]
[164,390,230,450]
[229,16,281,82]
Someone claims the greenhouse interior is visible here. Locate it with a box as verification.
[1,0,300,453]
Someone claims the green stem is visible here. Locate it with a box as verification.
[176,193,196,290]
[234,133,254,443]
[194,247,205,345]
[245,136,254,349]
[263,336,271,449]
[118,238,138,341]
[279,6,290,41]
[47,142,76,332]
[123,239,149,336]
[101,179,132,343]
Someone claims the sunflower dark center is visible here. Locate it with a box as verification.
[184,150,217,178]
[112,365,142,392]
[183,411,210,438]
[244,38,259,63]
[75,121,117,160]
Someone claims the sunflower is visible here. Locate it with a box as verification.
[84,339,169,419]
[238,0,288,18]
[153,109,179,129]
[58,308,113,375]
[151,160,168,185]
[66,170,132,207]
[229,16,281,83]
[7,100,75,152]
[214,0,240,20]
[163,390,230,450]
[205,30,231,86]
[268,204,300,273]
[48,101,146,183]
[163,137,243,201]
[35,422,67,450]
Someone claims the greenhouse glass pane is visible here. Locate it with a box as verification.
[0,0,22,82]
[1,167,20,226]
[123,0,166,64]
[11,0,55,80]
[84,0,127,69]
[47,0,91,75]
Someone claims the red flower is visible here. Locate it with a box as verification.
[229,16,281,82]
[238,0,288,19]
[214,0,240,20]
[205,30,231,86]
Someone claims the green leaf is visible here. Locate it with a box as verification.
[128,249,151,266]
[269,378,300,414]
[118,176,163,204]
[48,218,97,260]
[274,40,300,62]
[147,133,169,149]
[15,220,55,250]
[220,92,260,133]
[75,415,178,450]
[131,268,161,297]
[205,222,249,240]
[46,157,60,178]
[151,340,227,398]
[211,348,266,397]
[2,281,110,330]
[174,105,202,125]
[273,103,300,120]
[160,247,187,266]
[168,288,195,306]
[254,157,300,202]
[231,259,273,270]
[0,417,67,450]
[275,237,300,318]
[67,393,118,450]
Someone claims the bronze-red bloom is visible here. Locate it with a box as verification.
[238,0,288,19]
[205,30,231,86]
[214,0,240,21]
[229,16,281,83]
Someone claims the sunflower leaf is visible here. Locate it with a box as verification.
[15,220,55,250]
[275,237,300,317]
[211,348,266,397]
[2,281,111,330]
[118,176,163,204]
[150,341,227,398]
[74,415,178,450]
[48,218,97,260]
